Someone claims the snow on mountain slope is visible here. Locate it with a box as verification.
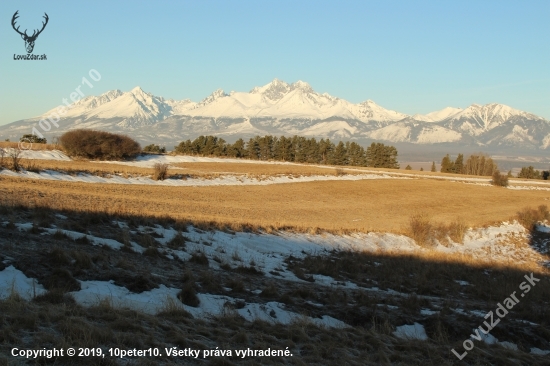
[416,125,462,144]
[1,79,549,152]
[413,107,462,122]
[87,87,172,127]
[217,118,271,136]
[441,103,544,135]
[365,119,462,144]
[299,120,357,139]
[38,89,125,120]
[178,79,404,123]
[165,98,196,115]
[351,100,408,124]
[365,123,411,142]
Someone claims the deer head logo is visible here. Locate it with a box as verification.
[11,11,49,54]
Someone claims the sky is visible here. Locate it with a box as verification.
[0,0,549,125]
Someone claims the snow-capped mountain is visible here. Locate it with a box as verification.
[413,107,463,123]
[1,79,549,152]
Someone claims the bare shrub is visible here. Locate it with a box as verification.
[491,170,509,187]
[59,129,141,160]
[9,148,22,171]
[152,163,169,181]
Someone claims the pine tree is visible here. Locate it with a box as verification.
[331,141,347,165]
[454,153,464,174]
[431,162,436,172]
[405,165,412,170]
[246,137,260,159]
[440,154,454,173]
[420,167,424,171]
[318,139,332,164]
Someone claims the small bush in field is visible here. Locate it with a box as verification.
[491,170,509,187]
[59,129,141,160]
[152,163,169,181]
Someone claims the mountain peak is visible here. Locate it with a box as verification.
[251,79,292,101]
[291,80,312,90]
[130,86,146,94]
[197,88,227,107]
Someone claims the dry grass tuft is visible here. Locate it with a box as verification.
[408,214,468,246]
[516,205,549,230]
[408,213,435,248]
[177,283,200,307]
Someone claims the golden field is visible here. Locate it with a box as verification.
[13,158,363,178]
[1,174,549,233]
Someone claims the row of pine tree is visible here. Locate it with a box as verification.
[174,135,400,168]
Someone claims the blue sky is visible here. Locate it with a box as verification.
[0,0,548,125]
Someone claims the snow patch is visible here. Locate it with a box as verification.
[393,323,428,340]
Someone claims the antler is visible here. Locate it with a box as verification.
[29,13,49,40]
[11,11,27,37]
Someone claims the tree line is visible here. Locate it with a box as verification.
[174,135,400,168]
[439,153,498,176]
[439,153,550,180]
[517,166,550,180]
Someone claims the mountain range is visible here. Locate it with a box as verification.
[1,79,549,152]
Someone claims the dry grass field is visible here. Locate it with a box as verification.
[2,153,550,365]
[13,158,363,179]
[1,174,549,234]
[15,158,162,177]
[172,161,359,177]
[0,141,58,150]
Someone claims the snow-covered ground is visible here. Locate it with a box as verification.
[393,323,428,340]
[0,265,47,300]
[4,149,550,190]
[0,168,407,187]
[2,218,547,321]
[2,148,71,161]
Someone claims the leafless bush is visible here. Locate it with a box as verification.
[491,170,509,187]
[152,163,169,181]
[59,129,141,160]
[9,148,22,171]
